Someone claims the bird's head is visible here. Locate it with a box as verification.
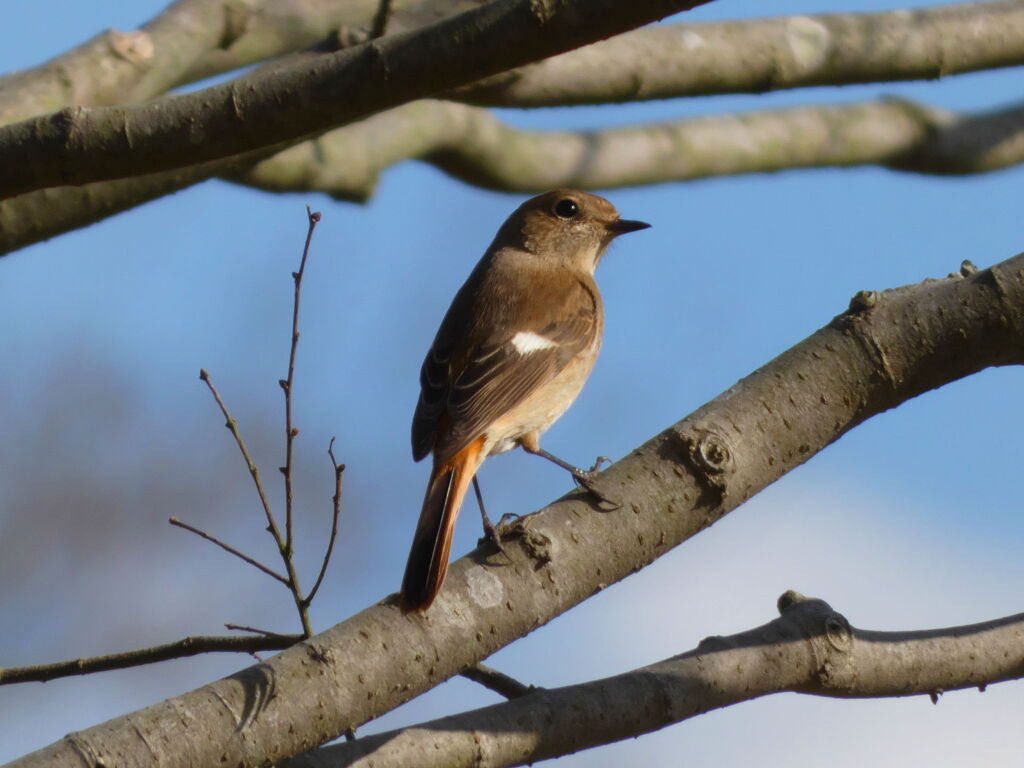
[496,189,650,273]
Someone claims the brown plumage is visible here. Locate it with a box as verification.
[401,190,650,612]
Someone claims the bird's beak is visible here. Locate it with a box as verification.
[606,218,651,235]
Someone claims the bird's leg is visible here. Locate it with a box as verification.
[473,475,516,553]
[519,433,619,507]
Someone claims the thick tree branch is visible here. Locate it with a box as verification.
[231,97,1024,200]
[286,592,1024,768]
[0,0,712,200]
[10,254,1023,768]
[0,634,299,685]
[452,0,1024,106]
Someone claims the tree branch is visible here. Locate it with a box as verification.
[284,592,1024,768]
[451,0,1024,106]
[10,253,1022,768]
[0,0,237,125]
[0,0,713,199]
[169,516,289,585]
[231,97,1024,199]
[459,664,536,699]
[5,93,1022,260]
[0,634,299,686]
[0,0,482,126]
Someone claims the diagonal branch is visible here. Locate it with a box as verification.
[10,253,1023,768]
[284,592,1024,768]
[451,0,1024,107]
[0,0,713,199]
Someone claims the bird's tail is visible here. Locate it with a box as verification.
[400,436,485,612]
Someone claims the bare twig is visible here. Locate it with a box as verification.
[225,623,303,642]
[169,516,288,585]
[304,438,344,607]
[460,663,536,699]
[282,207,320,558]
[0,634,298,686]
[198,367,310,636]
[199,368,282,542]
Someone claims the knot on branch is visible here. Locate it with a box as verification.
[778,591,854,688]
[506,517,553,568]
[675,425,735,503]
[847,289,877,313]
[107,30,154,65]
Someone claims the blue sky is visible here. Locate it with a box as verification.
[1,0,1023,764]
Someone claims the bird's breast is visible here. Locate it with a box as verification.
[484,333,602,457]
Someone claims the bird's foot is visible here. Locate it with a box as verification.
[479,512,522,555]
[571,458,620,509]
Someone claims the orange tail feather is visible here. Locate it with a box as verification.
[400,437,485,612]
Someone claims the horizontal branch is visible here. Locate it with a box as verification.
[452,0,1024,106]
[287,593,1024,768]
[232,96,1024,199]
[11,252,1023,768]
[0,0,711,199]
[3,92,1022,258]
[0,633,299,685]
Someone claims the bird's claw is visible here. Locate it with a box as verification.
[479,512,522,555]
[571,466,620,509]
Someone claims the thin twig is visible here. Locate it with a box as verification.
[275,206,322,636]
[199,368,283,547]
[169,517,288,585]
[0,634,299,686]
[225,623,303,642]
[199,367,310,636]
[282,207,319,558]
[304,438,345,607]
[460,663,537,699]
[369,0,394,39]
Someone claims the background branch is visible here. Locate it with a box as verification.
[232,97,1024,198]
[287,593,1024,768]
[11,253,1023,768]
[451,0,1024,106]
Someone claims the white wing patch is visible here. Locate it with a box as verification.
[511,331,556,354]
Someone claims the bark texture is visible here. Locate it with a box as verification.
[284,593,1024,768]
[10,254,1023,768]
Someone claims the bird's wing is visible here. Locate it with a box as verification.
[412,275,598,464]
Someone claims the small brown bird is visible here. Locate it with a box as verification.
[400,189,650,612]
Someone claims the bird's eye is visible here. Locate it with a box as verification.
[554,198,579,219]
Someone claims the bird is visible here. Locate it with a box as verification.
[400,189,650,612]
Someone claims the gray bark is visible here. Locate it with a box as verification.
[285,593,1024,768]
